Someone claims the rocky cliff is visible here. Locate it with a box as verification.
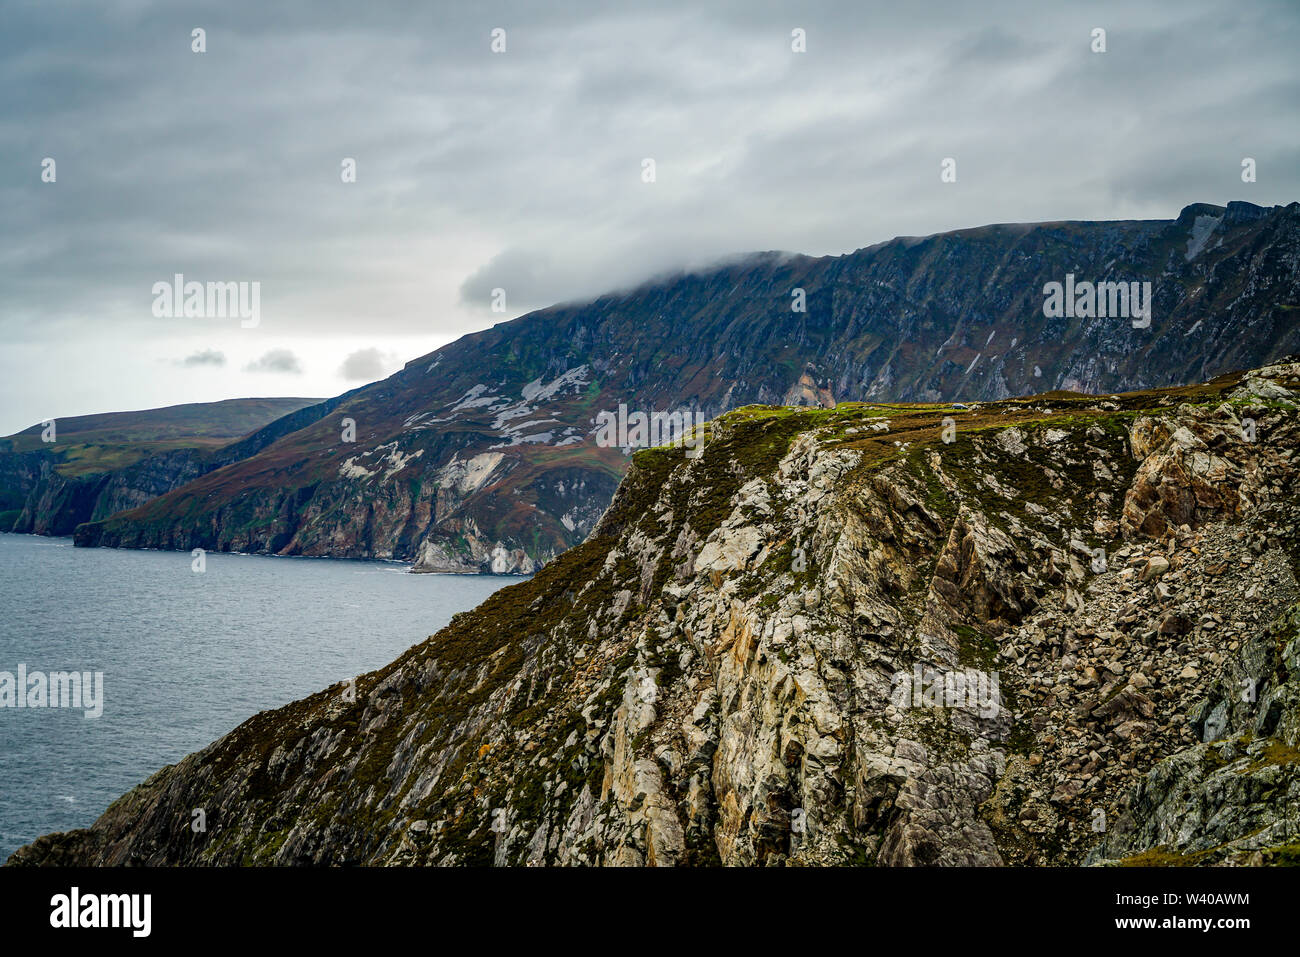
[0,397,323,537]
[12,358,1300,867]
[72,201,1300,573]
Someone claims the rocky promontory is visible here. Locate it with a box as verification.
[11,360,1300,866]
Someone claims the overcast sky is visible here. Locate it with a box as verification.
[2,0,1297,434]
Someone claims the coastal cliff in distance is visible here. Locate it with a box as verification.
[71,201,1300,574]
[11,358,1300,866]
[0,397,325,537]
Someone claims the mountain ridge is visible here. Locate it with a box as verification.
[55,200,1300,572]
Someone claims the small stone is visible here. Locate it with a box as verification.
[1140,556,1171,581]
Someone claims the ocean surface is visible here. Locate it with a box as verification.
[0,532,517,861]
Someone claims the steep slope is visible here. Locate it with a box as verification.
[12,358,1300,867]
[74,201,1300,572]
[0,397,322,536]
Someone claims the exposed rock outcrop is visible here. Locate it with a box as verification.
[10,360,1300,867]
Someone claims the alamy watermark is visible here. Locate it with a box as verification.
[595,404,707,458]
[152,274,260,328]
[1042,274,1151,329]
[1,665,104,718]
[50,887,150,937]
[890,663,1000,718]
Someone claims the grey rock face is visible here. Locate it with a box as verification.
[9,360,1300,867]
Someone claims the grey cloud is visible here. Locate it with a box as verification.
[179,349,226,367]
[459,246,598,315]
[245,349,302,374]
[0,0,1297,428]
[338,347,392,382]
